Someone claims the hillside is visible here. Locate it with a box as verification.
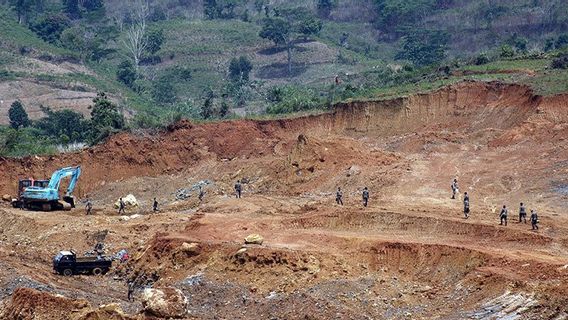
[0,0,567,156]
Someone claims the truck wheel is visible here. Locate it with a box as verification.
[92,268,102,276]
[63,269,73,276]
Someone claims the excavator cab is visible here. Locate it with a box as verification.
[34,180,49,188]
[18,179,33,197]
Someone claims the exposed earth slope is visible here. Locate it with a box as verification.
[0,80,567,319]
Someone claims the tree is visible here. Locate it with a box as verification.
[201,89,215,119]
[556,34,568,49]
[259,8,322,75]
[60,26,87,54]
[203,0,219,19]
[374,0,438,36]
[395,30,449,67]
[254,0,266,15]
[82,0,104,11]
[317,0,335,18]
[34,106,88,143]
[146,28,164,55]
[116,60,137,87]
[30,14,70,44]
[9,0,35,24]
[219,99,230,118]
[506,34,528,53]
[228,56,253,83]
[122,0,149,69]
[499,44,515,58]
[152,77,176,104]
[8,100,30,129]
[544,38,555,52]
[62,0,81,19]
[203,0,245,19]
[89,92,124,143]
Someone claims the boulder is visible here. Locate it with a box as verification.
[141,287,187,318]
[114,194,139,209]
[180,242,200,255]
[2,194,12,202]
[244,234,264,245]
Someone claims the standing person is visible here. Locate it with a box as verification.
[127,280,135,301]
[234,180,242,199]
[499,205,508,226]
[198,186,205,202]
[153,198,159,212]
[85,198,93,215]
[118,197,126,214]
[451,179,459,199]
[336,187,344,205]
[463,192,470,219]
[530,209,539,230]
[362,187,369,207]
[518,202,527,223]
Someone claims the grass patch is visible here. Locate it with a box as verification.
[462,58,550,72]
[524,70,568,96]
[0,9,71,57]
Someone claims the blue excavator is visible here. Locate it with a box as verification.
[20,166,81,211]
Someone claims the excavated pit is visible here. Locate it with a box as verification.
[0,81,567,319]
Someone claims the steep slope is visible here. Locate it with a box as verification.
[0,80,565,198]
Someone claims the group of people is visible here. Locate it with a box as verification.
[335,187,370,207]
[452,179,540,230]
[84,197,160,215]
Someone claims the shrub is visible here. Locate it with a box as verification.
[499,44,515,58]
[551,54,568,69]
[475,53,490,65]
[266,85,322,114]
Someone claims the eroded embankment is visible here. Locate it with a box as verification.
[0,81,563,197]
[122,232,568,317]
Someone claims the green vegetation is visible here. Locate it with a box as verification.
[88,92,125,144]
[260,7,322,75]
[0,126,56,157]
[0,0,567,157]
[35,106,89,143]
[8,101,31,129]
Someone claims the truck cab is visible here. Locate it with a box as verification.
[53,250,112,276]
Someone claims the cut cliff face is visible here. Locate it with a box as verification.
[0,80,562,198]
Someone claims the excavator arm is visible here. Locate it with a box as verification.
[47,166,82,195]
[65,167,81,196]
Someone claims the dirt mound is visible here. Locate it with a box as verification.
[0,287,89,320]
[0,288,138,320]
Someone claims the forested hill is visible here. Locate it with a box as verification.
[0,0,567,156]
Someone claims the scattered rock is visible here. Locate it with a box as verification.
[141,287,188,318]
[346,165,361,177]
[244,234,264,245]
[180,242,200,255]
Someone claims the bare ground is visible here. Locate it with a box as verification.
[0,81,567,319]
